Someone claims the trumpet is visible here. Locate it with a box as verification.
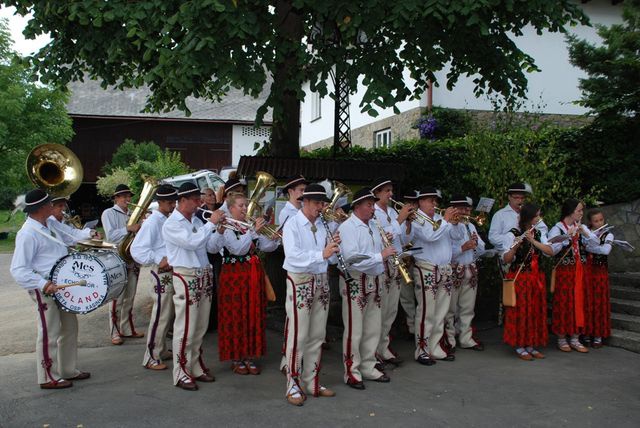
[388,198,441,231]
[197,207,282,239]
[434,208,486,226]
[372,215,413,286]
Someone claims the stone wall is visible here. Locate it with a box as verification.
[302,108,593,151]
[599,199,640,273]
[304,107,422,150]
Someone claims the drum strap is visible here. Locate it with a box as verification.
[30,225,69,249]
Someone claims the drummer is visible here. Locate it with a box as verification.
[49,196,99,242]
[10,189,92,389]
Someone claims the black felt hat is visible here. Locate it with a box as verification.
[507,182,532,194]
[351,187,379,208]
[177,182,200,198]
[297,183,331,203]
[371,177,393,193]
[155,184,179,201]
[112,184,134,198]
[23,189,51,213]
[449,194,473,207]
[416,187,442,199]
[50,195,70,204]
[282,175,309,193]
[223,178,245,195]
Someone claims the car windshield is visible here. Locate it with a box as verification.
[207,173,225,192]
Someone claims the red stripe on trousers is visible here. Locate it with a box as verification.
[172,272,194,380]
[35,291,56,383]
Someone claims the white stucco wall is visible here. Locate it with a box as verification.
[231,124,271,166]
[300,0,623,147]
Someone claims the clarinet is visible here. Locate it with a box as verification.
[319,213,355,284]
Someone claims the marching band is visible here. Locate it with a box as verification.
[9,159,623,405]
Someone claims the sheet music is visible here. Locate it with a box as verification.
[476,197,495,213]
[83,219,99,230]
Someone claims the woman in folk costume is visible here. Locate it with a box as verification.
[583,208,613,348]
[548,199,599,353]
[218,192,279,375]
[502,203,554,361]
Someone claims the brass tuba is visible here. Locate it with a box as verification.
[322,181,351,223]
[118,178,159,263]
[26,143,83,198]
[246,171,281,240]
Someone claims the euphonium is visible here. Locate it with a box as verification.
[118,178,159,263]
[388,198,440,231]
[246,171,281,240]
[322,181,351,223]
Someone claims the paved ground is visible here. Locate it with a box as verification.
[1,254,640,427]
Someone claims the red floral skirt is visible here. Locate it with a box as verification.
[217,256,267,361]
[503,270,548,348]
[584,261,611,338]
[551,264,586,336]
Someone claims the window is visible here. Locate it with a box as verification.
[374,128,392,148]
[310,91,321,122]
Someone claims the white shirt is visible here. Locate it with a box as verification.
[48,216,92,244]
[222,228,279,255]
[282,210,335,274]
[547,221,598,256]
[10,217,72,291]
[451,223,485,265]
[278,201,300,227]
[162,210,223,269]
[374,203,404,253]
[101,205,130,244]
[409,210,464,266]
[131,210,169,265]
[585,232,613,255]
[488,204,548,251]
[338,214,385,276]
[219,201,230,215]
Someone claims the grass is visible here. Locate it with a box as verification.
[0,210,26,254]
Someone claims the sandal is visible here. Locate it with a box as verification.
[245,360,261,375]
[570,341,589,353]
[516,349,533,361]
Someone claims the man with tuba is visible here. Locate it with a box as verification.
[338,188,397,389]
[163,182,226,391]
[101,184,143,346]
[370,178,414,369]
[407,188,463,365]
[445,195,486,352]
[10,189,92,389]
[130,184,179,371]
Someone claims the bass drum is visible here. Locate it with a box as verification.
[50,250,128,314]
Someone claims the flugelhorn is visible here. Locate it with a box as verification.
[388,198,440,231]
[435,207,486,226]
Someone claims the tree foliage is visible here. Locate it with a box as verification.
[96,140,191,199]
[0,18,73,208]
[567,0,640,122]
[5,0,588,155]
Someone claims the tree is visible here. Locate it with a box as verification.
[96,140,191,198]
[567,0,640,123]
[6,1,587,156]
[0,18,73,208]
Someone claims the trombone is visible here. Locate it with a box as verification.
[388,198,441,231]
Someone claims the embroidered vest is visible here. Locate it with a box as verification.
[553,225,587,266]
[508,228,543,273]
[222,231,258,264]
[590,232,610,267]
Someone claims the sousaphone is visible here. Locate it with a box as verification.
[26,143,83,197]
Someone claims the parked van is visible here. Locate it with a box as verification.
[162,169,225,192]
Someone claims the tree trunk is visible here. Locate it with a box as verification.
[271,0,303,158]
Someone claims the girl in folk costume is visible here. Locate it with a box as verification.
[218,192,279,375]
[502,203,554,361]
[583,208,613,348]
[548,199,599,353]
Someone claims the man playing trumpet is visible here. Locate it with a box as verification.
[407,188,463,365]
